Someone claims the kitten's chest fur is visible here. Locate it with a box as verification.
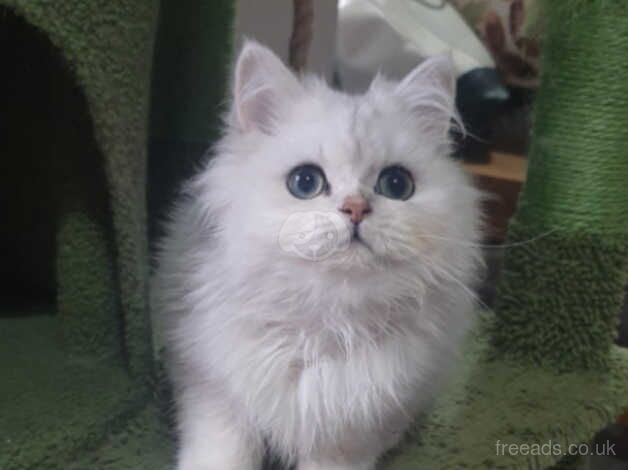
[213,297,437,455]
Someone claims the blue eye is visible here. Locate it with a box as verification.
[286,164,327,199]
[375,166,415,200]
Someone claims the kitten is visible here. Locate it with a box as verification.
[153,40,483,470]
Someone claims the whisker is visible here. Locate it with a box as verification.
[419,258,490,311]
[416,228,557,250]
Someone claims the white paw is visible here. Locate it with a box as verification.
[298,460,375,470]
[176,450,257,470]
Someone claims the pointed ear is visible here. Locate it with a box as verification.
[395,55,458,138]
[232,40,302,134]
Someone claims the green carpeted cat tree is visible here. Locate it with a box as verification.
[0,1,232,469]
[1,0,627,469]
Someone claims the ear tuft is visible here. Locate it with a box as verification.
[232,40,302,134]
[395,55,458,138]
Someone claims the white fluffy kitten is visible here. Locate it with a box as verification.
[153,40,482,470]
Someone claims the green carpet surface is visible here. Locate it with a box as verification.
[383,316,628,469]
[0,311,147,470]
[491,0,628,371]
[66,405,174,470]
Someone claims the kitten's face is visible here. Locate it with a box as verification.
[202,41,479,275]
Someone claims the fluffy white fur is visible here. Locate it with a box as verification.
[153,40,483,470]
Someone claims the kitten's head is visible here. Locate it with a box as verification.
[197,41,481,280]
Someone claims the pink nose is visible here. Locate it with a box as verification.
[339,195,372,224]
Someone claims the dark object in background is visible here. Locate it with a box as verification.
[590,422,628,469]
[491,85,535,156]
[148,1,233,249]
[452,67,509,162]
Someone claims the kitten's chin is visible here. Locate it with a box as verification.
[316,238,383,271]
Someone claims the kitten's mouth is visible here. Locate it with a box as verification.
[351,226,373,252]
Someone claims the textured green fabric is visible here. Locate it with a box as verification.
[0,313,144,469]
[382,318,628,469]
[0,1,158,468]
[492,225,628,371]
[2,0,158,378]
[0,1,236,468]
[491,0,628,370]
[66,405,174,470]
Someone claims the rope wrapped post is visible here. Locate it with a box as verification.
[491,0,628,371]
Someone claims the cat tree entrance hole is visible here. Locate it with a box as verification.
[0,7,117,337]
[0,6,157,469]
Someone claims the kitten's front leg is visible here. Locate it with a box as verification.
[176,392,262,470]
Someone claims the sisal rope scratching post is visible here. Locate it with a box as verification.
[490,0,628,371]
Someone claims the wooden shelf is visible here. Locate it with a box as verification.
[462,152,527,183]
[462,152,527,241]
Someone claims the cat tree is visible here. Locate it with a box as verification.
[0,1,232,468]
[1,0,626,469]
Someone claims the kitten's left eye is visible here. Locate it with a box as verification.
[375,166,415,200]
[286,164,327,199]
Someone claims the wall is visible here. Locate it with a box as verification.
[233,0,338,80]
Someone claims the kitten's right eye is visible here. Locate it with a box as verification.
[286,164,327,199]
